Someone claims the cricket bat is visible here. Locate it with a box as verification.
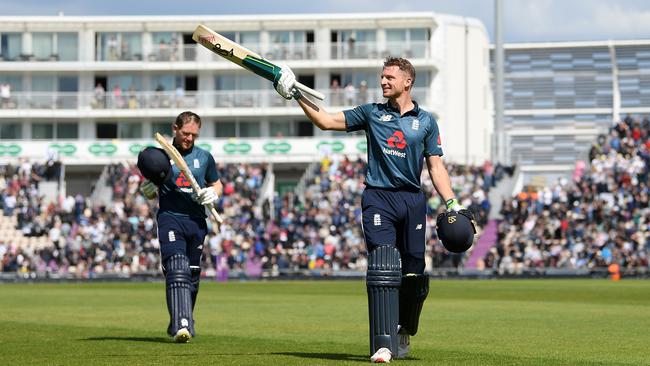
[154,133,224,225]
[192,24,325,101]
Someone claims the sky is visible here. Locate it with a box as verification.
[2,0,650,43]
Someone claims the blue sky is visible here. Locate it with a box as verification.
[3,0,650,42]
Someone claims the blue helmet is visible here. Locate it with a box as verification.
[137,147,172,186]
[436,209,477,253]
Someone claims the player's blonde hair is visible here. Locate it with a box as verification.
[384,57,416,84]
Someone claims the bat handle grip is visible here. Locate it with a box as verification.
[207,204,224,224]
[295,82,325,101]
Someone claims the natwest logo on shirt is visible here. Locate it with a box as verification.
[387,131,407,149]
[383,130,407,158]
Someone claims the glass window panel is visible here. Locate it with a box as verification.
[270,31,290,43]
[32,76,55,92]
[32,123,54,139]
[0,123,22,139]
[239,122,260,137]
[238,75,260,90]
[0,75,22,91]
[58,77,78,92]
[215,75,236,90]
[107,75,142,90]
[57,123,78,139]
[152,122,173,135]
[151,74,176,91]
[270,121,291,137]
[1,33,22,60]
[386,29,407,42]
[215,122,236,138]
[32,33,54,60]
[239,32,260,47]
[57,33,78,61]
[410,28,428,41]
[121,33,142,60]
[119,123,142,139]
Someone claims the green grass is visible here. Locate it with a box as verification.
[0,279,649,365]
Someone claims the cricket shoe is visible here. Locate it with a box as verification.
[396,326,410,359]
[370,347,392,363]
[173,328,192,343]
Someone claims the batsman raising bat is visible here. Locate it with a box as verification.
[275,58,477,362]
[137,111,223,343]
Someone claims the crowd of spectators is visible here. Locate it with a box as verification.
[0,154,498,278]
[486,115,650,274]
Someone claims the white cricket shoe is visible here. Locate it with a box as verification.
[370,347,392,363]
[397,326,410,358]
[173,328,191,343]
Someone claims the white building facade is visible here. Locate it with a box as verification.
[0,13,493,166]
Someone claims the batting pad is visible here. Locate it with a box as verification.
[366,245,401,355]
[399,274,430,336]
[165,254,195,336]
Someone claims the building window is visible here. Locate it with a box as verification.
[31,32,77,61]
[385,28,429,58]
[119,123,142,139]
[331,30,377,59]
[239,122,260,137]
[215,121,236,138]
[57,123,78,139]
[152,122,172,136]
[268,30,315,60]
[150,32,182,62]
[96,32,143,61]
[0,123,22,139]
[0,33,22,61]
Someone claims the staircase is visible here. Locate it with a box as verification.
[465,168,518,268]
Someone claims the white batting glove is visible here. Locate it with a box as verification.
[445,198,463,212]
[197,186,218,206]
[140,179,158,200]
[274,64,300,100]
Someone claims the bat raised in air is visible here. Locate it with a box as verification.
[154,132,224,225]
[192,24,325,101]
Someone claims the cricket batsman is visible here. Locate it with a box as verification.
[137,111,222,343]
[274,57,476,362]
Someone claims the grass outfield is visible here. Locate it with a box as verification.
[0,280,649,366]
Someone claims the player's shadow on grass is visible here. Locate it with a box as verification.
[82,336,168,343]
[272,352,367,362]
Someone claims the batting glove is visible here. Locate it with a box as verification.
[445,198,464,212]
[140,179,158,200]
[274,64,301,100]
[197,186,218,206]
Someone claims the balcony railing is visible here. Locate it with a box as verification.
[148,45,198,62]
[265,43,316,60]
[331,41,430,60]
[0,87,430,110]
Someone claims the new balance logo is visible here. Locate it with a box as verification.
[416,224,423,230]
[380,114,393,122]
[373,214,381,226]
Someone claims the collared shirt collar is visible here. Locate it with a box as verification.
[385,100,420,117]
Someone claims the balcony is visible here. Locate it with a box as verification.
[148,45,198,62]
[331,41,430,60]
[0,87,431,111]
[265,43,316,60]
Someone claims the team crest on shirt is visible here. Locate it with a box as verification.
[194,159,200,168]
[380,114,393,122]
[412,119,419,130]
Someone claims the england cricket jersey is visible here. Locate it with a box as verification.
[159,145,219,218]
[344,101,443,191]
